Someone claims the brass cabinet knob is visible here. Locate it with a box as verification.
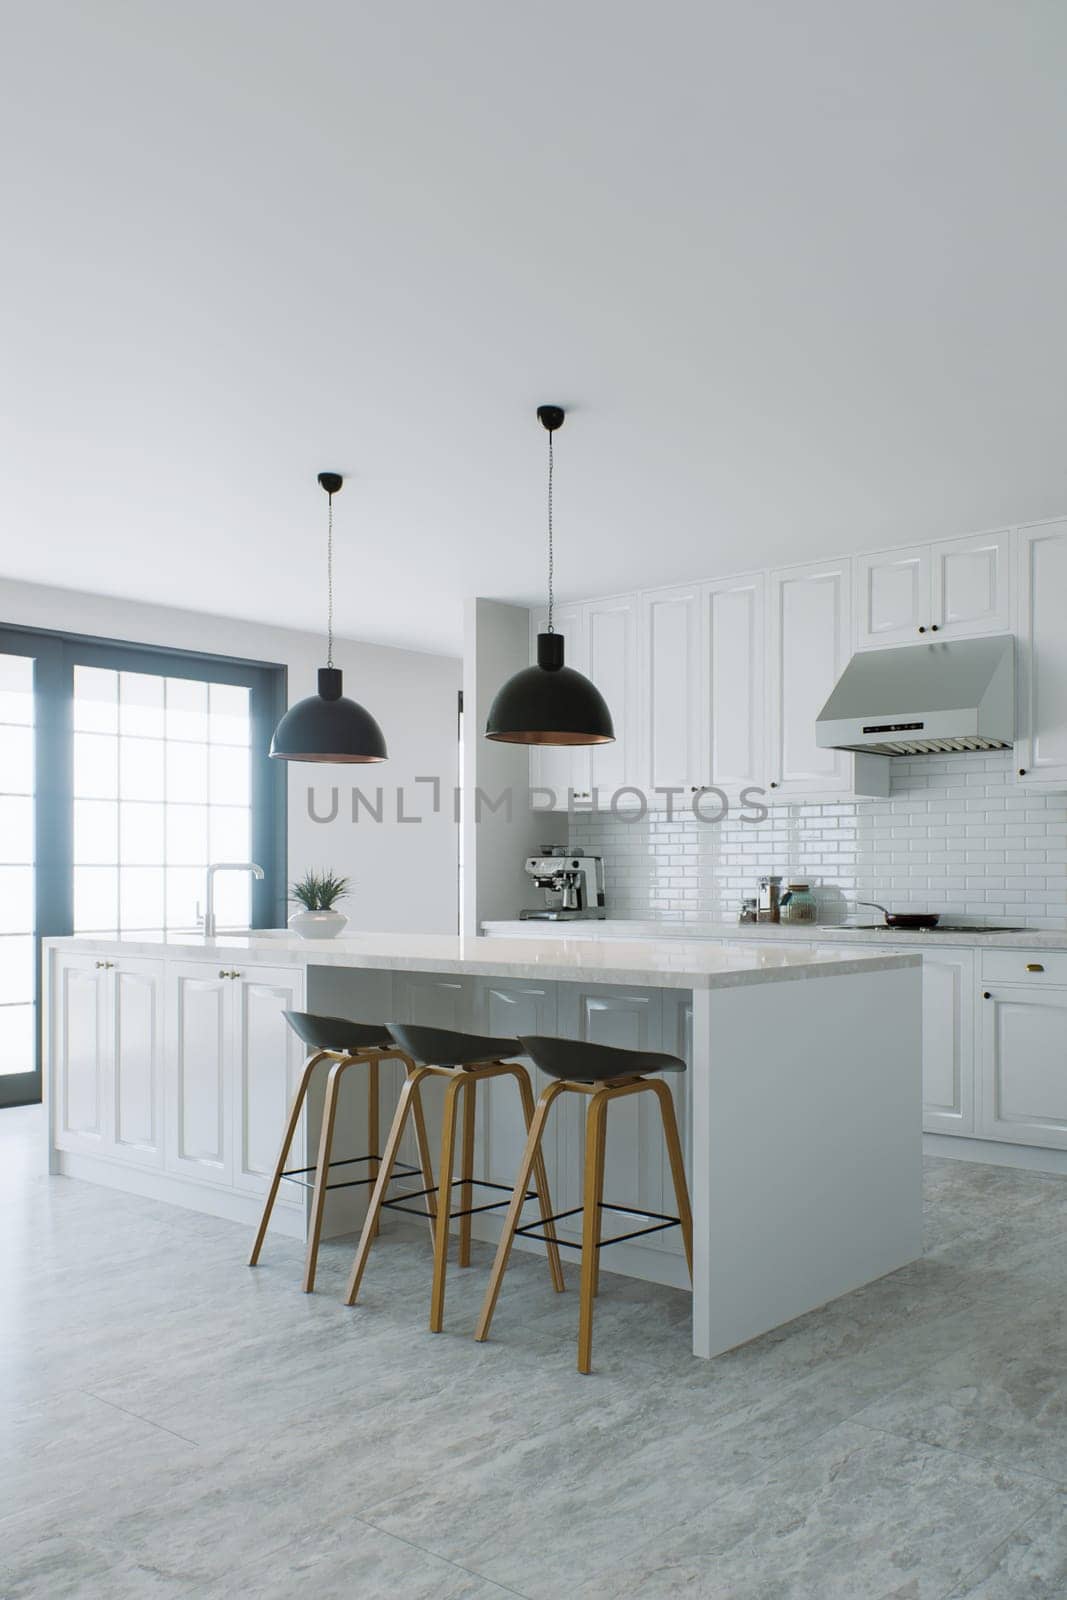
[1026,963,1045,972]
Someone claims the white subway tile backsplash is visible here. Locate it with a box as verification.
[571,751,1067,929]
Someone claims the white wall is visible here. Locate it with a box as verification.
[0,578,460,934]
[462,598,565,933]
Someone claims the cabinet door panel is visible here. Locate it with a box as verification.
[167,966,231,1181]
[919,953,974,1134]
[979,987,1067,1148]
[1016,522,1067,787]
[390,973,470,1161]
[768,562,851,796]
[555,985,665,1228]
[55,958,109,1153]
[472,978,559,1192]
[932,531,1010,638]
[640,585,702,799]
[113,961,163,1162]
[703,574,764,792]
[855,546,930,648]
[233,965,305,1196]
[586,596,636,798]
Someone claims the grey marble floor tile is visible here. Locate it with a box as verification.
[180,1519,522,1600]
[0,1388,191,1500]
[572,1420,1052,1600]
[852,1314,1067,1487]
[944,1493,1067,1598]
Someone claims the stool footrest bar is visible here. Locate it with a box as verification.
[513,1200,682,1251]
[380,1177,540,1222]
[280,1156,419,1193]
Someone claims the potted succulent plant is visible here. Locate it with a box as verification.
[288,869,351,940]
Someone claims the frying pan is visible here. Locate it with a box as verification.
[856,901,940,930]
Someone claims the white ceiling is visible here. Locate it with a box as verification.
[3,2,1066,657]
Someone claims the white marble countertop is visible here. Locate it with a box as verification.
[43,930,917,992]
[481,918,1067,949]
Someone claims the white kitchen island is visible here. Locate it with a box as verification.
[43,931,921,1358]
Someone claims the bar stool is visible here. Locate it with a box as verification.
[249,1011,437,1293]
[343,1024,566,1331]
[475,1035,694,1373]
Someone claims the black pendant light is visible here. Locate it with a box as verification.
[485,406,614,746]
[269,473,388,763]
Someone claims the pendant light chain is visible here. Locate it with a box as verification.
[546,427,555,634]
[326,490,335,669]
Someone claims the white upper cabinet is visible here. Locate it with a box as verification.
[855,531,1010,649]
[584,595,637,801]
[932,530,1011,638]
[529,597,636,808]
[639,583,703,804]
[1015,520,1067,788]
[700,573,765,796]
[854,545,931,648]
[768,558,887,800]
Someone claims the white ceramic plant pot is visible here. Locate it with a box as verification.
[288,909,349,940]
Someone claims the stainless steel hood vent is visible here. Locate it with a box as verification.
[816,636,1014,756]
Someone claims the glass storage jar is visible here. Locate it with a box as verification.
[779,883,817,924]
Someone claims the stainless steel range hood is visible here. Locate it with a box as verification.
[816,636,1014,756]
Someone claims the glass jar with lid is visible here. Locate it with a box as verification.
[779,883,817,924]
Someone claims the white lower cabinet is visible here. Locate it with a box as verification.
[916,949,975,1136]
[555,984,676,1247]
[166,964,232,1184]
[54,952,164,1167]
[164,960,305,1195]
[471,976,559,1197]
[783,942,977,1138]
[232,966,307,1198]
[978,982,1067,1149]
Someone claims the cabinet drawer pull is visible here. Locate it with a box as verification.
[1026,963,1045,973]
[983,991,991,999]
[229,969,241,980]
[218,968,228,979]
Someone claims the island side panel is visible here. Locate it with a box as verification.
[690,962,922,1359]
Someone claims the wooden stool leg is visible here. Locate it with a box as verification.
[409,1076,439,1246]
[475,1082,566,1343]
[458,1075,477,1268]
[249,1050,328,1266]
[367,1056,381,1241]
[344,1067,430,1306]
[652,1078,694,1281]
[578,1089,610,1374]
[302,1054,358,1294]
[429,1072,466,1332]
[508,1066,565,1294]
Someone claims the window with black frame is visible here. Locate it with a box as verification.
[0,627,286,1108]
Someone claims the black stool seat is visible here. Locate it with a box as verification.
[388,1024,521,1068]
[519,1035,687,1083]
[283,1011,392,1054]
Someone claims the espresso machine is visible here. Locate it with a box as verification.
[520,848,606,921]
